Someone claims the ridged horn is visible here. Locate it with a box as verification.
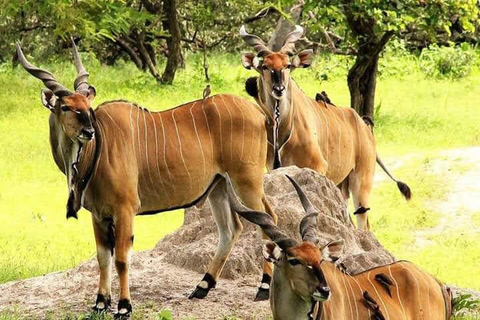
[239,25,272,57]
[16,43,72,97]
[286,175,319,244]
[71,38,90,95]
[280,25,304,55]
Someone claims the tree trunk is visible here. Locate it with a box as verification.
[347,49,379,118]
[346,31,393,118]
[161,0,182,84]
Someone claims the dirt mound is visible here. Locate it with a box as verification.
[156,166,396,278]
[0,167,395,319]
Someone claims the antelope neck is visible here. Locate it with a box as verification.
[49,113,101,218]
[258,77,294,167]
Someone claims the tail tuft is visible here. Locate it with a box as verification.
[245,76,259,98]
[397,181,412,201]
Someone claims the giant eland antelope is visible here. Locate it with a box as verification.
[225,175,453,320]
[240,25,411,231]
[16,40,277,317]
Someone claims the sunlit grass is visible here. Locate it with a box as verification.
[1,50,480,317]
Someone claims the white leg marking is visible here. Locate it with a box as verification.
[97,245,112,296]
[172,109,192,187]
[190,102,206,178]
[198,280,209,289]
[388,266,407,319]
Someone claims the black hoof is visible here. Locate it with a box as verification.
[92,294,111,313]
[189,286,210,299]
[114,312,131,320]
[114,299,132,319]
[189,273,216,299]
[254,288,270,301]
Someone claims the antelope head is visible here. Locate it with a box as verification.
[225,174,344,305]
[16,40,97,143]
[240,25,313,101]
[17,40,101,219]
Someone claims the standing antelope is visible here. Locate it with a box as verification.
[225,175,453,320]
[16,41,277,317]
[240,25,411,231]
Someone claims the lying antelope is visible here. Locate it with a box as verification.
[225,175,452,320]
[16,41,277,317]
[240,25,411,230]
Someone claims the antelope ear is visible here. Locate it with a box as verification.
[262,240,282,263]
[41,89,57,111]
[241,53,255,69]
[86,85,96,101]
[241,53,262,71]
[322,239,344,262]
[292,49,313,68]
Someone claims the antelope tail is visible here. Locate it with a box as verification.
[376,154,412,200]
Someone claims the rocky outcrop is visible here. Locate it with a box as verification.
[155,166,396,278]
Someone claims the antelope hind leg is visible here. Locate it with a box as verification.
[189,179,243,299]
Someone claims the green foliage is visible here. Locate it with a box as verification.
[420,43,478,78]
[157,310,173,320]
[454,294,480,316]
[302,0,479,46]
[0,0,160,59]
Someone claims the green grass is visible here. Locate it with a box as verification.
[1,49,480,318]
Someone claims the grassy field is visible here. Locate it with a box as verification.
[1,47,480,318]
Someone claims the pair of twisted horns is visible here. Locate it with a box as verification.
[16,38,91,97]
[225,174,319,249]
[239,25,304,56]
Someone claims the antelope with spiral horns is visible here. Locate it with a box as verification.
[239,25,411,230]
[16,40,277,318]
[225,174,453,320]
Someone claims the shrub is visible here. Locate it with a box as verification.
[420,43,477,79]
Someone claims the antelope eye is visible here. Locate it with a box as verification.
[61,106,70,112]
[262,66,268,71]
[288,258,300,266]
[286,64,292,69]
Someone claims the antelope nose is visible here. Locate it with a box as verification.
[312,286,330,301]
[81,128,94,140]
[273,84,285,95]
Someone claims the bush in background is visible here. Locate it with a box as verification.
[420,43,479,79]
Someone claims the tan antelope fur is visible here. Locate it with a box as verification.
[240,25,411,231]
[225,175,452,320]
[16,41,277,317]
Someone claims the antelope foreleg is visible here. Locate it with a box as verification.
[92,216,114,313]
[113,209,135,319]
